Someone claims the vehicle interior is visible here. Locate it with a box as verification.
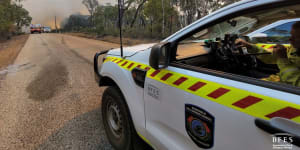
[175,3,300,81]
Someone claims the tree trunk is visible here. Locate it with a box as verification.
[130,0,147,28]
[150,18,153,37]
[169,15,173,35]
[162,0,165,37]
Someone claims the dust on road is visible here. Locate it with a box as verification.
[0,33,120,150]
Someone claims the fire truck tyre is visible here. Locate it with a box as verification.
[102,86,141,150]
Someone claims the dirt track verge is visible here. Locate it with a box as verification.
[0,35,29,69]
[66,32,158,46]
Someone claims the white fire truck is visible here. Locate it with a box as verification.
[94,0,300,149]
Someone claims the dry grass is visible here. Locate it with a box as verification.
[0,35,29,69]
[66,32,158,46]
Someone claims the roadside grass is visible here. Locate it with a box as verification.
[0,34,29,69]
[65,32,159,46]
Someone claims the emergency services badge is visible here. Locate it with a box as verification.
[185,104,215,149]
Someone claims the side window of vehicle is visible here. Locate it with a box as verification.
[176,29,212,60]
[174,11,300,89]
[261,22,294,44]
[176,16,257,60]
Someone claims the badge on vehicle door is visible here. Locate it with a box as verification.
[185,104,214,149]
[147,84,160,100]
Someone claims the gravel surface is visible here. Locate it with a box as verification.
[36,108,113,150]
[0,34,119,150]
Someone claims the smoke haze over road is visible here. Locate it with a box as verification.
[22,0,116,28]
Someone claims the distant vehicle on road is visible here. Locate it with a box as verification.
[43,27,51,33]
[30,24,42,34]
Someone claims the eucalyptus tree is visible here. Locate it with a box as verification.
[14,6,32,32]
[130,0,147,28]
[144,0,178,37]
[82,0,99,26]
[177,0,240,27]
[0,0,31,39]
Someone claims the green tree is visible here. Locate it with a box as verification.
[94,5,118,33]
[13,4,32,32]
[144,0,178,37]
[0,0,32,39]
[177,0,240,27]
[129,0,147,28]
[0,0,15,39]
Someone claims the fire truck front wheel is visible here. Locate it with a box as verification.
[102,86,137,150]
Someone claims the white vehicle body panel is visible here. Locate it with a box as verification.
[144,79,271,150]
[99,50,152,137]
[108,43,155,57]
[144,66,300,149]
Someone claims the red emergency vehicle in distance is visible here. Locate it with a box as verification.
[30,24,42,34]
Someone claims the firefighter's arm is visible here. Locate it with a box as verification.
[235,39,276,63]
[248,44,268,53]
[277,59,300,86]
[235,39,266,53]
[274,45,300,86]
[248,44,276,64]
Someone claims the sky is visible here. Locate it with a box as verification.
[22,0,116,28]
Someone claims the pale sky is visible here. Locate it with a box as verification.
[22,0,116,28]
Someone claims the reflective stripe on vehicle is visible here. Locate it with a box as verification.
[137,132,154,148]
[256,43,290,50]
[104,56,300,123]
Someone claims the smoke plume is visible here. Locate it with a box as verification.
[22,0,115,28]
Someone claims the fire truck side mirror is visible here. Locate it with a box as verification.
[149,42,171,70]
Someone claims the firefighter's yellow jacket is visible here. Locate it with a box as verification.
[250,44,300,86]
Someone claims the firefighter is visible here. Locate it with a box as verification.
[236,21,300,86]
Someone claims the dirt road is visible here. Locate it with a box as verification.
[0,33,120,150]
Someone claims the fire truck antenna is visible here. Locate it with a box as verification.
[118,0,124,57]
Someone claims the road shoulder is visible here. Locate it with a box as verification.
[65,32,158,46]
[0,35,29,69]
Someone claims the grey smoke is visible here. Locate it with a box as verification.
[22,0,116,28]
